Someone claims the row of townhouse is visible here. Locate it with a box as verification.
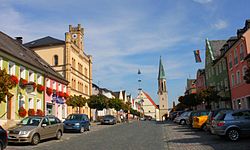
[0,31,69,128]
[0,24,93,128]
[195,19,250,110]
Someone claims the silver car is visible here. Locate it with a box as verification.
[8,115,63,145]
[174,111,191,125]
[211,109,250,141]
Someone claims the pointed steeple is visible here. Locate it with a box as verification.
[158,56,166,80]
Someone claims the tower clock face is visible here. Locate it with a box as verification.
[72,34,77,39]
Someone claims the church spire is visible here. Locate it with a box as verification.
[158,56,166,80]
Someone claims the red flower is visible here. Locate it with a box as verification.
[18,107,27,118]
[20,78,28,88]
[37,84,45,93]
[58,91,64,97]
[64,93,69,99]
[10,75,19,85]
[28,109,35,116]
[46,87,53,96]
[36,109,44,116]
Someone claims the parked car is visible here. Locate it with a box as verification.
[101,115,117,125]
[8,115,63,145]
[187,111,198,126]
[192,110,210,129]
[63,114,90,133]
[211,109,250,141]
[0,125,7,150]
[206,108,232,132]
[169,111,184,121]
[174,111,192,125]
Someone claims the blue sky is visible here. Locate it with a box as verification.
[1,0,249,107]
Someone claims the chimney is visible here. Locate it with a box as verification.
[15,37,23,44]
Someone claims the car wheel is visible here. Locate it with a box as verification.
[201,124,207,131]
[227,128,240,141]
[31,133,40,145]
[179,120,186,125]
[87,125,90,131]
[80,126,84,133]
[56,130,62,140]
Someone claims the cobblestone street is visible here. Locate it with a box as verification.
[164,121,250,150]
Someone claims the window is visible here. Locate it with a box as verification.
[78,63,83,74]
[0,57,3,70]
[240,44,244,61]
[19,94,25,109]
[28,70,34,82]
[231,74,235,87]
[53,55,58,66]
[72,58,76,69]
[222,59,226,70]
[236,70,241,84]
[84,68,88,76]
[224,79,228,90]
[243,66,248,82]
[46,79,50,88]
[58,83,62,92]
[219,62,222,73]
[247,97,250,109]
[229,54,233,69]
[20,66,26,79]
[52,81,56,90]
[85,85,88,94]
[237,99,241,109]
[208,69,211,78]
[234,48,238,65]
[37,99,41,110]
[212,67,214,75]
[29,98,34,109]
[37,74,42,84]
[8,62,15,75]
[63,86,66,93]
[221,81,224,90]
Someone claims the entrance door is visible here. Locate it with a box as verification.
[7,96,12,119]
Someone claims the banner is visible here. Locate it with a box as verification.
[194,50,202,63]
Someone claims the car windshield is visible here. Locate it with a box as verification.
[20,117,42,126]
[104,115,114,119]
[67,114,83,120]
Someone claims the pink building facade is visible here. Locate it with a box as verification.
[45,77,69,120]
[225,20,250,110]
[196,69,206,110]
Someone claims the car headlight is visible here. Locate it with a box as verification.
[75,123,80,126]
[19,131,29,135]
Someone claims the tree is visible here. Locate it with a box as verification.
[87,95,108,110]
[108,98,122,111]
[0,69,16,103]
[197,87,220,109]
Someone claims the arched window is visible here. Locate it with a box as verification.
[54,55,58,66]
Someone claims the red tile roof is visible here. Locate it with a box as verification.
[142,91,158,109]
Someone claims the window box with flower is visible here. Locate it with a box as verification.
[46,87,53,96]
[36,109,44,116]
[18,107,27,118]
[10,75,19,85]
[19,78,28,88]
[37,84,45,93]
[28,109,35,116]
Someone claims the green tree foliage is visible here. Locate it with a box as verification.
[87,95,108,110]
[122,101,131,113]
[66,95,87,108]
[0,69,15,103]
[108,98,122,111]
[197,87,220,109]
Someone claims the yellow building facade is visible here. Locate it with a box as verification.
[25,24,92,100]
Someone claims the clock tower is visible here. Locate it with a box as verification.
[157,56,168,121]
[68,24,84,51]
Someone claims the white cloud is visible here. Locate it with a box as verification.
[212,20,228,30]
[192,0,212,4]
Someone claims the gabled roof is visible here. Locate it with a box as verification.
[0,31,68,84]
[158,56,166,79]
[24,36,65,48]
[207,40,227,60]
[142,91,158,109]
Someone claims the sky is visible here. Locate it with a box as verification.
[0,0,249,108]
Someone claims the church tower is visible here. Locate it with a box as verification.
[158,56,168,121]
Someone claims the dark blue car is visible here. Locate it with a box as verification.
[0,125,7,150]
[63,114,90,133]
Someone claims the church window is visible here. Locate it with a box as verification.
[149,110,150,113]
[162,105,164,108]
[53,55,58,66]
[162,98,164,101]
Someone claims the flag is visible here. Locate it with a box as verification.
[194,50,202,63]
